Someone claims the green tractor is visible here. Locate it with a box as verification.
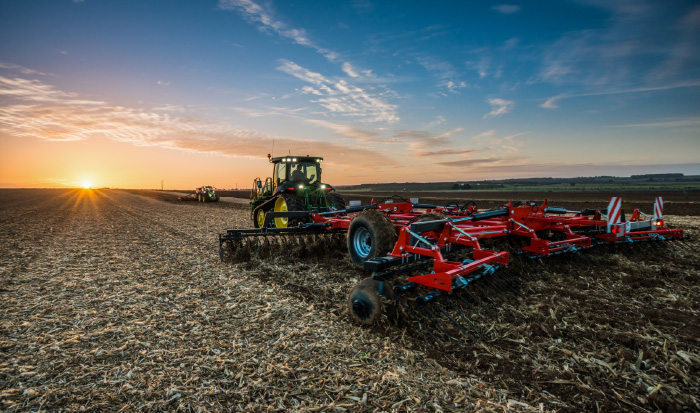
[250,155,346,228]
[196,185,219,202]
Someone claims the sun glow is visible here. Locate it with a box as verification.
[82,180,92,189]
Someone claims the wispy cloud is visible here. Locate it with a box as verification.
[218,0,339,61]
[414,55,467,94]
[437,156,525,167]
[0,72,393,167]
[219,0,397,124]
[391,128,464,154]
[540,95,563,109]
[0,62,50,76]
[467,56,491,79]
[540,80,700,107]
[491,5,521,15]
[0,75,104,105]
[305,119,380,141]
[277,60,398,122]
[471,130,524,153]
[413,148,476,157]
[484,98,514,118]
[537,2,700,90]
[610,117,700,128]
[342,62,360,78]
[424,115,446,128]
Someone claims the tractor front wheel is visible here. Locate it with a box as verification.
[253,207,267,228]
[273,194,305,228]
[347,210,397,268]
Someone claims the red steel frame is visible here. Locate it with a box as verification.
[306,197,684,293]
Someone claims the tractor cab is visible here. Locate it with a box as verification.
[249,155,345,228]
[271,155,324,193]
[251,155,329,199]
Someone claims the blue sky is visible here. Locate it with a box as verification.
[1,0,699,188]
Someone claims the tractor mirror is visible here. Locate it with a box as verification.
[310,174,315,180]
[257,181,262,188]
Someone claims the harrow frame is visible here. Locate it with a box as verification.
[219,196,688,346]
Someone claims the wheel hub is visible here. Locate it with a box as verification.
[353,227,372,257]
[352,298,372,320]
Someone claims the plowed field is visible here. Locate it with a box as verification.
[1,189,698,412]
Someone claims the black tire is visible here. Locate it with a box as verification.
[326,192,346,211]
[273,193,305,228]
[347,209,397,269]
[253,207,267,228]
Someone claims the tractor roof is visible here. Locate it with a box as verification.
[269,155,323,164]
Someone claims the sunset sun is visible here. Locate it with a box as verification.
[82,180,92,189]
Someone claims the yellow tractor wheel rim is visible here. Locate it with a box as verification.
[274,197,289,228]
[256,209,266,227]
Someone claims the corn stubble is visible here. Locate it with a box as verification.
[1,189,698,412]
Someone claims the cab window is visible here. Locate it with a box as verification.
[275,163,287,184]
[290,162,319,184]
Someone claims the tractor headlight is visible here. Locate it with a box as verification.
[292,158,297,162]
[298,184,304,189]
[320,184,326,189]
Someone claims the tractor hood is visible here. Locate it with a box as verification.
[274,182,333,195]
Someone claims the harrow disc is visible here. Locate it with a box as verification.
[348,284,381,325]
[219,240,234,262]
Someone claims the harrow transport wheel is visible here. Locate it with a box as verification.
[347,284,382,325]
[326,192,346,211]
[347,210,397,268]
[273,194,305,228]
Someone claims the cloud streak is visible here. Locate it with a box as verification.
[305,119,380,141]
[536,2,700,91]
[484,98,514,118]
[219,1,398,124]
[218,0,338,61]
[610,117,700,128]
[491,5,521,15]
[414,55,467,94]
[0,73,394,167]
[540,80,700,108]
[277,60,398,122]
